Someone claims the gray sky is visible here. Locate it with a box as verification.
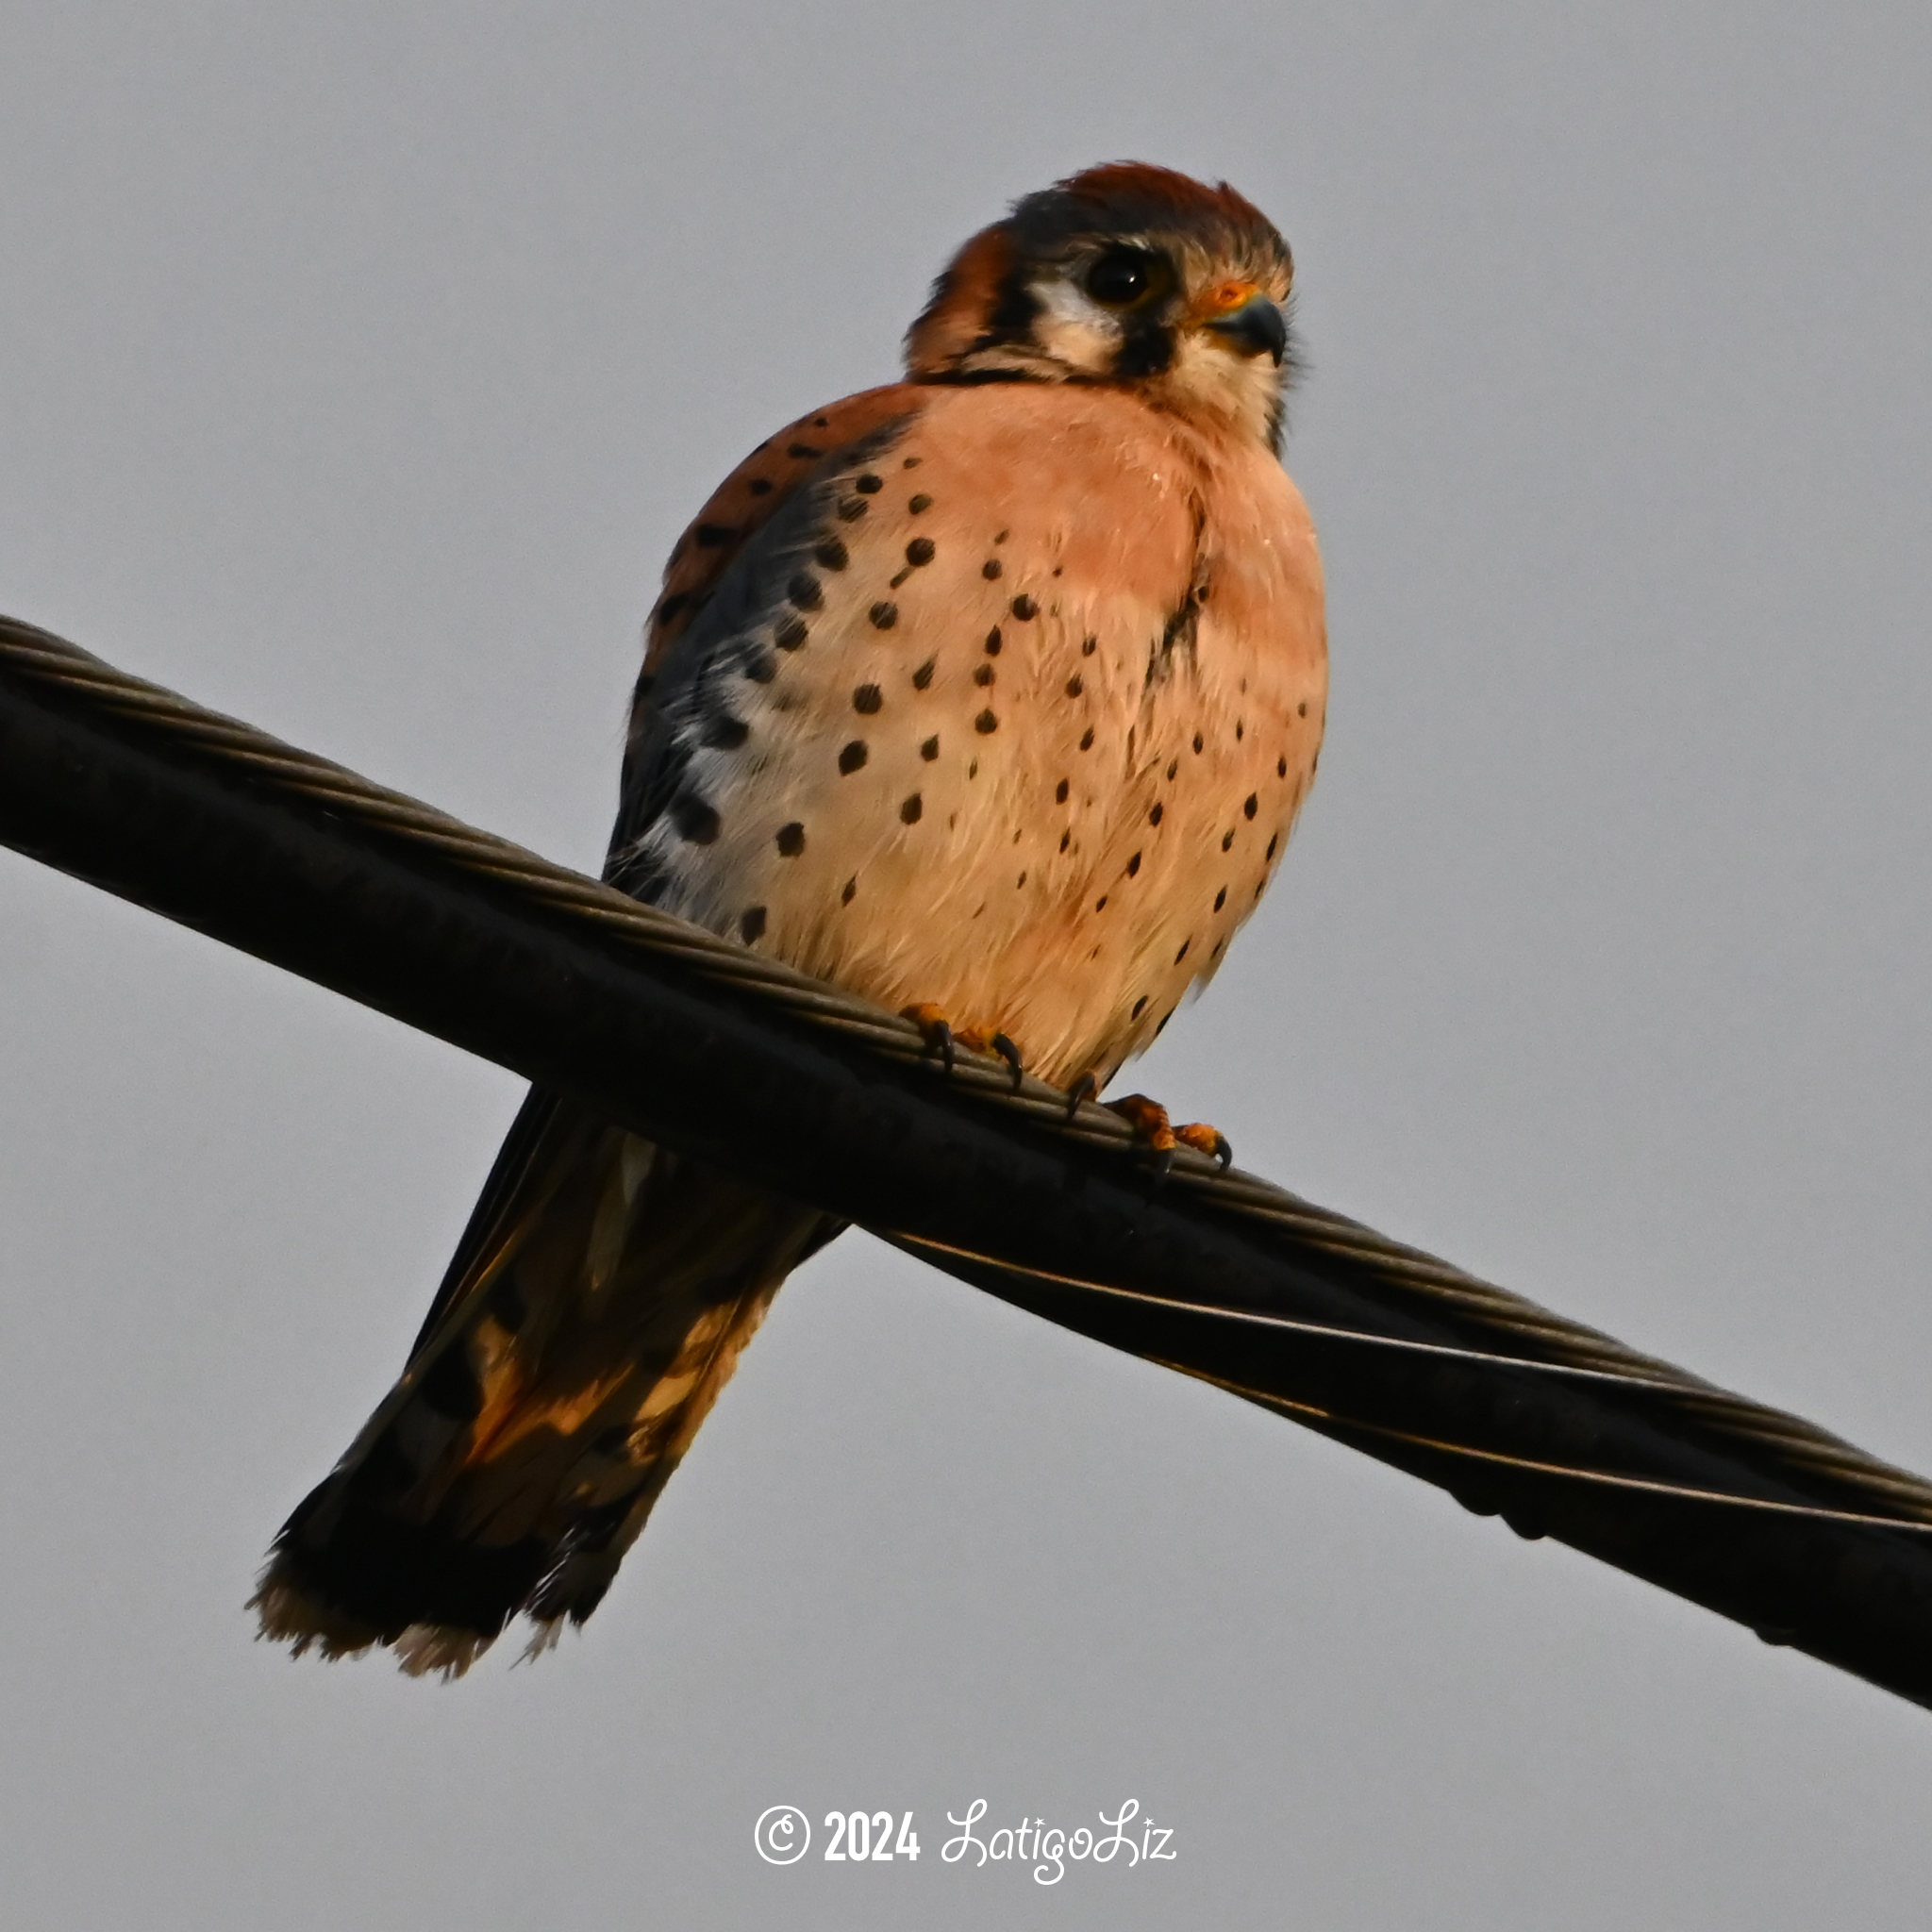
[4,5,1931,1926]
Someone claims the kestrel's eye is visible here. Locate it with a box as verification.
[1084,247,1160,308]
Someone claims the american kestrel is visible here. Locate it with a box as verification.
[256,162,1328,1674]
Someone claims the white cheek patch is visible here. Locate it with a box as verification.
[1028,277,1124,376]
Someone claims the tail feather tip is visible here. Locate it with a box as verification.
[248,1573,381,1663]
[249,1568,502,1681]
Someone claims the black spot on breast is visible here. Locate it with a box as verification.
[1131,995,1148,1020]
[1055,778,1069,802]
[921,735,940,760]
[775,615,808,651]
[1059,828,1071,851]
[741,646,776,684]
[672,793,721,844]
[776,822,806,857]
[1065,675,1082,697]
[854,683,883,714]
[1079,727,1095,751]
[974,709,999,734]
[1222,829,1235,851]
[788,574,823,611]
[856,473,884,493]
[900,793,923,824]
[1166,758,1178,779]
[841,877,858,904]
[1278,756,1289,776]
[740,906,767,942]
[1193,732,1205,753]
[1126,852,1141,876]
[656,591,690,625]
[1297,700,1308,717]
[1149,803,1163,825]
[838,496,868,522]
[974,664,995,686]
[1010,594,1038,621]
[839,741,869,774]
[694,523,738,548]
[1175,939,1191,962]
[703,714,749,750]
[1243,792,1258,819]
[969,759,979,778]
[815,536,849,571]
[813,415,829,428]
[905,537,936,566]
[1266,833,1279,858]
[984,627,1002,655]
[787,441,823,459]
[747,477,774,496]
[889,567,911,589]
[1081,635,1097,656]
[1095,896,1108,911]
[1214,886,1227,911]
[869,601,898,629]
[908,492,932,513]
[994,527,1008,542]
[912,657,936,689]
[982,558,1003,579]
[903,456,922,468]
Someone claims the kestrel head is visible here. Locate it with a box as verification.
[905,162,1298,451]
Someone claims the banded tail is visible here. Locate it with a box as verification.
[254,1090,838,1675]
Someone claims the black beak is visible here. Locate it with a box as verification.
[1205,294,1287,366]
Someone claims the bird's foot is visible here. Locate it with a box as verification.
[1063,1069,1102,1120]
[1104,1092,1233,1179]
[901,1004,1024,1091]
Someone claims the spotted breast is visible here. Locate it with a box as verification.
[613,380,1323,1084]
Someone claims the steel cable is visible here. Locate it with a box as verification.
[8,609,1932,1707]
[3,613,1927,1524]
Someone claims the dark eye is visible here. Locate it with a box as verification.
[1084,247,1158,308]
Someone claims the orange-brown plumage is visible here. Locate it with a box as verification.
[257,162,1326,1674]
[902,228,1015,374]
[639,385,920,670]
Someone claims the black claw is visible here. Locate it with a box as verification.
[991,1032,1024,1091]
[1212,1133,1234,1173]
[930,1019,955,1075]
[1064,1071,1100,1121]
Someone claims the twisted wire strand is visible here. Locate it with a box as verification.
[7,614,1929,1528]
[1176,1370,1932,1537]
[891,1234,1932,1523]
